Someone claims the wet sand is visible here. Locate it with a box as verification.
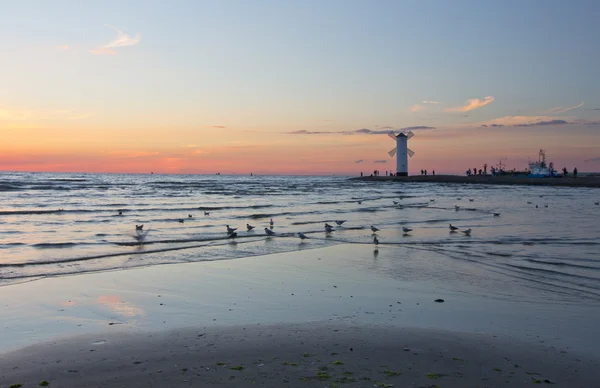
[1,245,599,387]
[351,174,600,188]
[2,323,599,388]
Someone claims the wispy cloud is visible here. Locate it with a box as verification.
[402,126,435,131]
[90,25,141,55]
[354,159,364,164]
[548,101,584,114]
[288,130,330,135]
[287,126,435,135]
[374,160,387,164]
[408,104,427,113]
[212,125,226,128]
[481,115,566,127]
[513,119,569,127]
[444,96,495,113]
[584,157,600,162]
[422,100,443,105]
[56,44,70,51]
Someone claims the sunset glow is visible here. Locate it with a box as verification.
[1,1,599,175]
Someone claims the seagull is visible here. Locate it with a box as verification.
[335,220,346,226]
[393,201,399,205]
[226,225,237,234]
[455,205,460,211]
[325,223,333,228]
[544,205,548,208]
[118,210,123,216]
[298,232,308,240]
[178,219,184,223]
[269,218,274,227]
[430,199,435,202]
[595,202,599,205]
[527,201,532,205]
[134,229,150,245]
[188,214,193,218]
[357,201,362,205]
[449,224,459,231]
[264,227,275,236]
[204,211,210,216]
[135,224,143,230]
[325,224,335,233]
[469,199,474,202]
[246,224,255,231]
[370,225,380,233]
[373,236,379,245]
[228,232,237,239]
[493,213,500,217]
[457,197,462,200]
[461,228,472,236]
[402,227,413,234]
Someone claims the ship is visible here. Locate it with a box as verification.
[528,149,557,177]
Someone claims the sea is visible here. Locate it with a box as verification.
[1,172,599,302]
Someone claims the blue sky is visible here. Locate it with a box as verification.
[1,0,599,173]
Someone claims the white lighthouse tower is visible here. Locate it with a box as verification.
[387,131,415,176]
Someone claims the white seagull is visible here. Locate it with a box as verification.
[461,228,472,236]
[246,224,255,231]
[370,225,380,233]
[298,232,308,240]
[226,225,237,234]
[264,227,275,236]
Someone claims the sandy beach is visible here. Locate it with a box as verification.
[1,245,599,387]
[351,174,600,188]
[3,323,599,388]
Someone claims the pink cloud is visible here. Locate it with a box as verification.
[445,96,495,113]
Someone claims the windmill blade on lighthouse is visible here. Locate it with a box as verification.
[387,131,397,157]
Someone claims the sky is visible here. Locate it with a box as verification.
[1,0,599,175]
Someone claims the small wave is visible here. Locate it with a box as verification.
[32,242,77,249]
[0,184,22,192]
[48,178,88,182]
[0,209,80,215]
[524,258,600,270]
[505,264,600,281]
[0,242,26,248]
[356,207,379,213]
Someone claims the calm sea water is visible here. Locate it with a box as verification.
[0,172,599,301]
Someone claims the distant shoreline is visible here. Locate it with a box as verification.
[350,174,600,188]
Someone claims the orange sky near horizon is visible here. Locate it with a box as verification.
[1,119,597,175]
